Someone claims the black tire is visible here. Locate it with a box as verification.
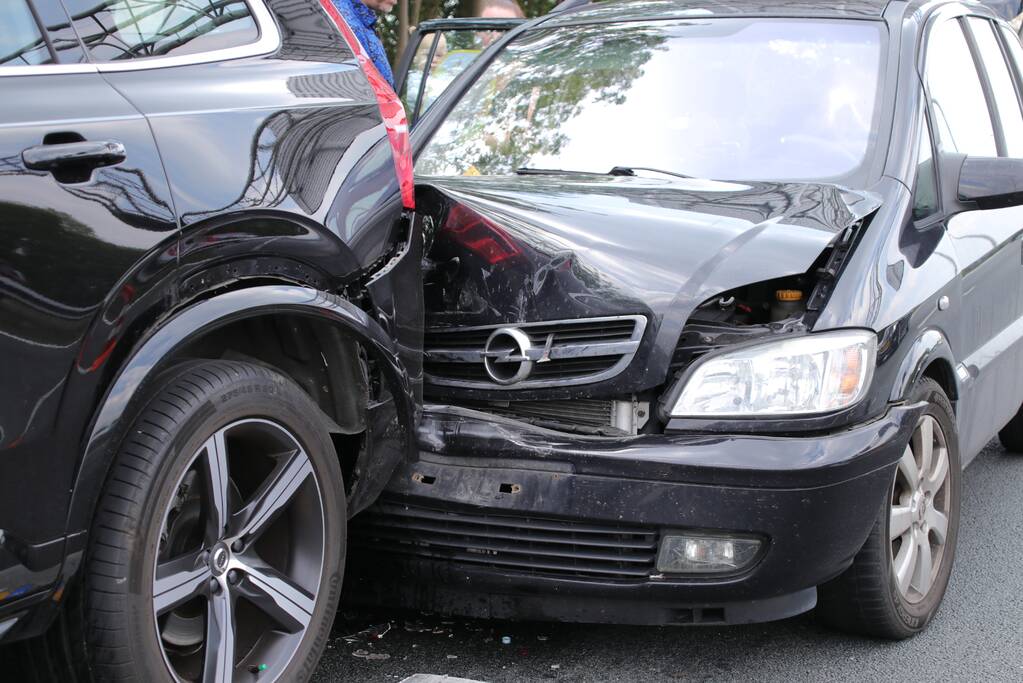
[11,360,346,681]
[817,377,960,639]
[998,404,1023,452]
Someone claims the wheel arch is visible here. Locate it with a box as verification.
[65,285,415,551]
[889,327,959,406]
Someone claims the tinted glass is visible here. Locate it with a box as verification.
[925,19,997,156]
[419,19,885,182]
[969,18,1023,156]
[914,115,939,220]
[62,0,259,62]
[0,2,52,66]
[34,0,88,64]
[404,29,500,120]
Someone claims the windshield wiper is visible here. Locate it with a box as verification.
[608,166,693,179]
[515,167,608,176]
[515,166,694,179]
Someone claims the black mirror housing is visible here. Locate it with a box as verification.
[957,156,1023,210]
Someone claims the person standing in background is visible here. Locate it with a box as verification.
[479,0,525,46]
[480,0,525,19]
[331,0,397,87]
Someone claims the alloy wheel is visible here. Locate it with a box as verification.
[152,418,325,682]
[889,413,951,604]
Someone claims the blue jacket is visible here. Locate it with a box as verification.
[330,0,395,87]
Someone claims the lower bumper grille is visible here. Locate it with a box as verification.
[351,499,659,581]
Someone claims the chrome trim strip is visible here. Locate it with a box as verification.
[0,0,280,78]
[427,340,641,364]
[425,315,648,390]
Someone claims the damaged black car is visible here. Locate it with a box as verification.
[350,0,1023,638]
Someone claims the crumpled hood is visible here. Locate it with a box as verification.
[423,174,881,397]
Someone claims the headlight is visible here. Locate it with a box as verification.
[670,329,876,417]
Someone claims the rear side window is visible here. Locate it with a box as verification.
[968,17,1023,156]
[925,18,997,156]
[61,0,259,62]
[1,2,52,66]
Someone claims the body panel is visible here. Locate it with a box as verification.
[423,175,881,401]
[0,71,177,599]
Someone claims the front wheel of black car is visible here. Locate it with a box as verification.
[817,377,960,639]
[23,361,347,682]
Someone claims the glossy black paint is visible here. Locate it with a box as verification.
[421,174,881,403]
[349,401,922,624]
[957,155,1023,208]
[0,0,421,642]
[359,0,1023,624]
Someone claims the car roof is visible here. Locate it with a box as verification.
[542,0,896,24]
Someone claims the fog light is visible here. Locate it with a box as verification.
[656,534,762,574]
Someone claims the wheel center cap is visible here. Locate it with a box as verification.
[910,491,927,524]
[209,544,231,576]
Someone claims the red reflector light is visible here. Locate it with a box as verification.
[442,204,522,265]
[317,0,415,210]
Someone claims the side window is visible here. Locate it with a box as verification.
[913,114,940,221]
[34,0,89,64]
[403,28,502,125]
[925,18,998,156]
[61,0,259,62]
[0,2,52,66]
[969,17,1023,156]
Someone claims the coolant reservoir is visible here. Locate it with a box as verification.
[771,289,804,321]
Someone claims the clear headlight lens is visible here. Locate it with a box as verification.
[670,329,877,417]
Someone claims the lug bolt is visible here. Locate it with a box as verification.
[227,570,240,585]
[231,539,244,552]
[208,578,221,594]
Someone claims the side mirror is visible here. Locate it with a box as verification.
[957,156,1023,210]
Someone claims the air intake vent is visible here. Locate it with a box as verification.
[425,315,647,389]
[351,499,659,581]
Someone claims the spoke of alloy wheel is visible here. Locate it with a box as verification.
[235,558,315,634]
[915,417,934,482]
[890,504,914,541]
[926,506,949,544]
[893,532,917,595]
[233,449,313,543]
[911,529,933,595]
[204,589,236,683]
[898,445,920,488]
[154,551,211,616]
[924,445,949,495]
[200,429,231,543]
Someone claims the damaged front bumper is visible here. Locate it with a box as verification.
[347,402,924,626]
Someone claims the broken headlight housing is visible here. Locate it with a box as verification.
[669,329,877,417]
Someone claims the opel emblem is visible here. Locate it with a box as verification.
[482,327,534,385]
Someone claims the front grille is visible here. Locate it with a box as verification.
[425,315,647,389]
[478,398,615,429]
[351,499,659,581]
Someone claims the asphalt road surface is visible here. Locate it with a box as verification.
[314,438,1023,682]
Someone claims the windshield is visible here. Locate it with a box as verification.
[417,18,886,182]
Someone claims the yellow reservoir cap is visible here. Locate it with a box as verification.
[776,289,803,302]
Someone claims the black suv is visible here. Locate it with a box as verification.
[0,0,422,680]
[351,0,1023,640]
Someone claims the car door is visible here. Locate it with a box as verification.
[0,0,177,585]
[395,18,523,127]
[923,14,1023,458]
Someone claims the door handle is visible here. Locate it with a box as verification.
[22,140,126,172]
